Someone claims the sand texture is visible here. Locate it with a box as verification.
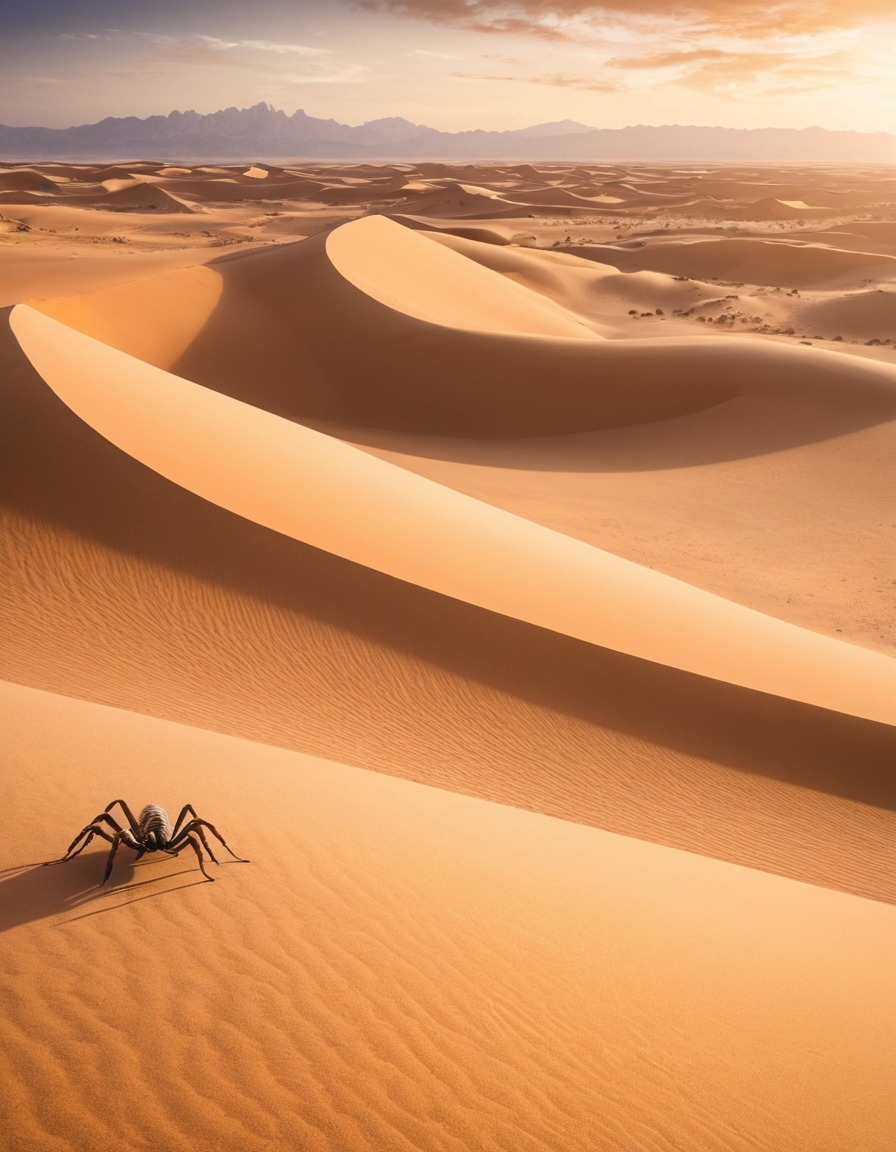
[1,160,895,1151]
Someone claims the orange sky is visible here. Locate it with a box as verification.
[2,0,894,131]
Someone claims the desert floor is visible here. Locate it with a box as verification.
[1,159,895,1151]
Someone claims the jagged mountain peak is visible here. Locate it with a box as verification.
[0,104,892,162]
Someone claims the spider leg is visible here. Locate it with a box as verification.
[101,830,138,887]
[168,807,219,864]
[44,822,117,865]
[103,800,141,836]
[87,812,125,835]
[67,812,124,856]
[169,833,214,881]
[167,825,218,866]
[170,804,200,839]
[170,819,249,863]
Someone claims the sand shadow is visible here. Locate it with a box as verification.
[0,854,207,932]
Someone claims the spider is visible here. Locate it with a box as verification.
[44,799,249,886]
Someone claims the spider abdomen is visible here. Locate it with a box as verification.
[138,804,173,847]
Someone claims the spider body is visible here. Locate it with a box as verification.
[137,803,173,851]
[45,799,249,886]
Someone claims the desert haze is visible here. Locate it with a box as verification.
[1,157,895,1151]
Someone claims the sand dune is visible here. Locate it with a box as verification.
[391,214,514,245]
[1,160,894,1152]
[157,176,328,202]
[2,302,893,900]
[563,236,896,289]
[326,215,593,336]
[11,299,895,726]
[0,167,60,192]
[795,286,896,341]
[33,215,896,441]
[98,182,194,213]
[0,244,224,309]
[34,222,735,435]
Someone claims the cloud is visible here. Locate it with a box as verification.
[195,36,332,57]
[452,69,616,91]
[359,0,896,40]
[412,48,463,58]
[289,63,371,85]
[152,34,332,58]
[452,40,858,101]
[606,49,730,70]
[481,52,525,64]
[139,33,336,73]
[655,49,854,96]
[281,63,372,87]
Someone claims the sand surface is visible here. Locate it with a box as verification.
[1,160,894,1151]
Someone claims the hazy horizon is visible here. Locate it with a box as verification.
[2,1,894,135]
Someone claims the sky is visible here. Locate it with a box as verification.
[1,0,894,133]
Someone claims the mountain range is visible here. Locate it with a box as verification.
[1,103,893,163]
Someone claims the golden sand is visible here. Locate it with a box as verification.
[1,160,894,1151]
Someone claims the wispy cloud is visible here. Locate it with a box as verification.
[605,48,731,70]
[412,48,463,59]
[452,69,616,92]
[601,45,855,96]
[133,32,342,76]
[287,63,371,85]
[134,32,332,57]
[192,35,332,57]
[360,1,896,41]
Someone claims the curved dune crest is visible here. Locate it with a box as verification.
[11,304,896,725]
[326,214,595,337]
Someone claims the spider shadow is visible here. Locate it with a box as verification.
[0,852,208,931]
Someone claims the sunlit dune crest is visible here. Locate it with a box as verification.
[1,159,894,1152]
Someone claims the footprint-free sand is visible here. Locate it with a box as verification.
[1,159,894,1151]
